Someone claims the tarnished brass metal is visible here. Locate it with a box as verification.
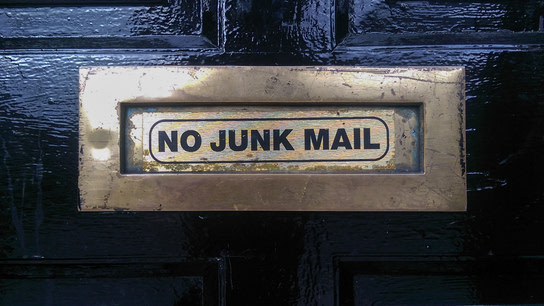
[79,66,466,211]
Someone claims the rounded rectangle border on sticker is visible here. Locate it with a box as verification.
[147,116,391,165]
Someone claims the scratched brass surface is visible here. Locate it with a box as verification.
[79,66,465,211]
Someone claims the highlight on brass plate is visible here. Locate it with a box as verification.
[79,66,466,211]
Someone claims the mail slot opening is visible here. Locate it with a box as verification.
[121,104,422,174]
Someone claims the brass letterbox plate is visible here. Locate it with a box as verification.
[79,66,466,211]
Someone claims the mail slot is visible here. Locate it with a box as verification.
[79,66,465,211]
[123,105,422,173]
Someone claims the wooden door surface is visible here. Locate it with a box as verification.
[1,0,544,305]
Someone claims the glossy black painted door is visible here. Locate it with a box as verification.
[1,1,544,305]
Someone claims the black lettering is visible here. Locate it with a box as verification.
[158,131,177,152]
[251,130,270,151]
[180,130,201,152]
[304,129,329,150]
[229,130,248,151]
[331,128,352,150]
[210,130,226,152]
[273,129,294,150]
[353,128,361,149]
[364,128,380,149]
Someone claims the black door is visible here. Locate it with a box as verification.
[1,0,544,305]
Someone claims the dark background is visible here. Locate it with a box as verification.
[1,0,544,305]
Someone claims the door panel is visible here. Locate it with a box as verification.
[1,0,544,305]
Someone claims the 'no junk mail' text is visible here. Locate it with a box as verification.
[146,116,392,164]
